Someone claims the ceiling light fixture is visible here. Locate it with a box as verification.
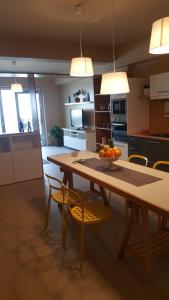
[149,16,169,54]
[11,61,23,93]
[100,0,130,95]
[70,4,94,77]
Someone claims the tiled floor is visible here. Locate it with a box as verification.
[0,146,169,300]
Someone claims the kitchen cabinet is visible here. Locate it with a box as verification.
[0,132,43,185]
[150,72,169,100]
[93,76,111,149]
[128,135,169,167]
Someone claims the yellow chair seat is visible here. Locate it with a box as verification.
[52,190,69,205]
[70,202,112,224]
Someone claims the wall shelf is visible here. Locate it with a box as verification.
[95,111,110,113]
[64,101,94,106]
[95,127,111,131]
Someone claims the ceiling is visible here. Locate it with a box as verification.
[0,0,168,47]
[0,0,168,71]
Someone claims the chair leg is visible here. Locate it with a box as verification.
[111,217,118,254]
[44,195,52,230]
[80,223,85,273]
[62,208,68,249]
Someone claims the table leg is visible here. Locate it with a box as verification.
[61,168,73,188]
[118,206,135,258]
[99,186,109,206]
[140,207,153,279]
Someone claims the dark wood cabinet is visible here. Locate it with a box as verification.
[128,135,169,167]
[93,76,111,149]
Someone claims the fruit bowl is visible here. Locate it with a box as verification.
[98,144,121,170]
[101,156,119,170]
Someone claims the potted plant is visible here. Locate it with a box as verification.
[50,126,63,146]
[73,90,81,102]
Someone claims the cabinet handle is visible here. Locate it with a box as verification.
[157,90,169,93]
[147,140,161,144]
[129,147,137,150]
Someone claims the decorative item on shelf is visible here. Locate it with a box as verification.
[87,92,90,102]
[99,104,105,111]
[81,89,88,102]
[50,126,63,146]
[73,90,81,102]
[68,95,71,103]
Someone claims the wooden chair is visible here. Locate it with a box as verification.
[126,154,148,221]
[153,161,169,229]
[153,160,169,172]
[62,186,116,272]
[44,174,68,230]
[128,154,148,166]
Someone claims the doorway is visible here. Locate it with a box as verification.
[0,88,47,145]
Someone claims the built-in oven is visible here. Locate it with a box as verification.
[112,98,126,115]
[112,122,128,142]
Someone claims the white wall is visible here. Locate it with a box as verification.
[59,77,95,129]
[35,78,64,144]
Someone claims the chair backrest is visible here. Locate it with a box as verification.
[62,185,86,220]
[153,161,169,172]
[128,154,148,166]
[45,173,63,193]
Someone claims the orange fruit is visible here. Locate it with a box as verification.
[105,149,114,158]
[99,149,105,159]
[113,147,122,157]
[103,144,109,151]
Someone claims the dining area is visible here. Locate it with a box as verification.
[46,150,169,282]
[0,148,169,300]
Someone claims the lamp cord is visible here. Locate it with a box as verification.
[79,19,83,57]
[112,0,116,72]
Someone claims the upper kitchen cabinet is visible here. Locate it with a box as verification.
[150,72,169,100]
[127,78,149,134]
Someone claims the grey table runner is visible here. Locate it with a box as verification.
[75,158,162,187]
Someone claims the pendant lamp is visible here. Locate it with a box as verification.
[149,16,169,54]
[100,0,129,95]
[11,61,23,93]
[70,4,94,77]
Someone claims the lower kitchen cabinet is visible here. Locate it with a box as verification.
[128,135,169,167]
[0,132,43,185]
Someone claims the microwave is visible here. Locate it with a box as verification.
[112,99,126,115]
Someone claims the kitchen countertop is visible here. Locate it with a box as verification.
[128,132,169,141]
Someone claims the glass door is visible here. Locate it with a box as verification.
[0,88,47,145]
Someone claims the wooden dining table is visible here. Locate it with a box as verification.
[47,151,169,279]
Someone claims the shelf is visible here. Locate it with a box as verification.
[95,111,110,113]
[65,101,94,106]
[96,127,111,131]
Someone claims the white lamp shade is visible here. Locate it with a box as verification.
[11,83,23,92]
[100,72,130,95]
[70,57,94,77]
[149,16,169,54]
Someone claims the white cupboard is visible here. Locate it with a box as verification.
[150,72,169,99]
[0,132,43,185]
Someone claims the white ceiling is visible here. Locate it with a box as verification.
[0,0,169,48]
[0,0,168,73]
